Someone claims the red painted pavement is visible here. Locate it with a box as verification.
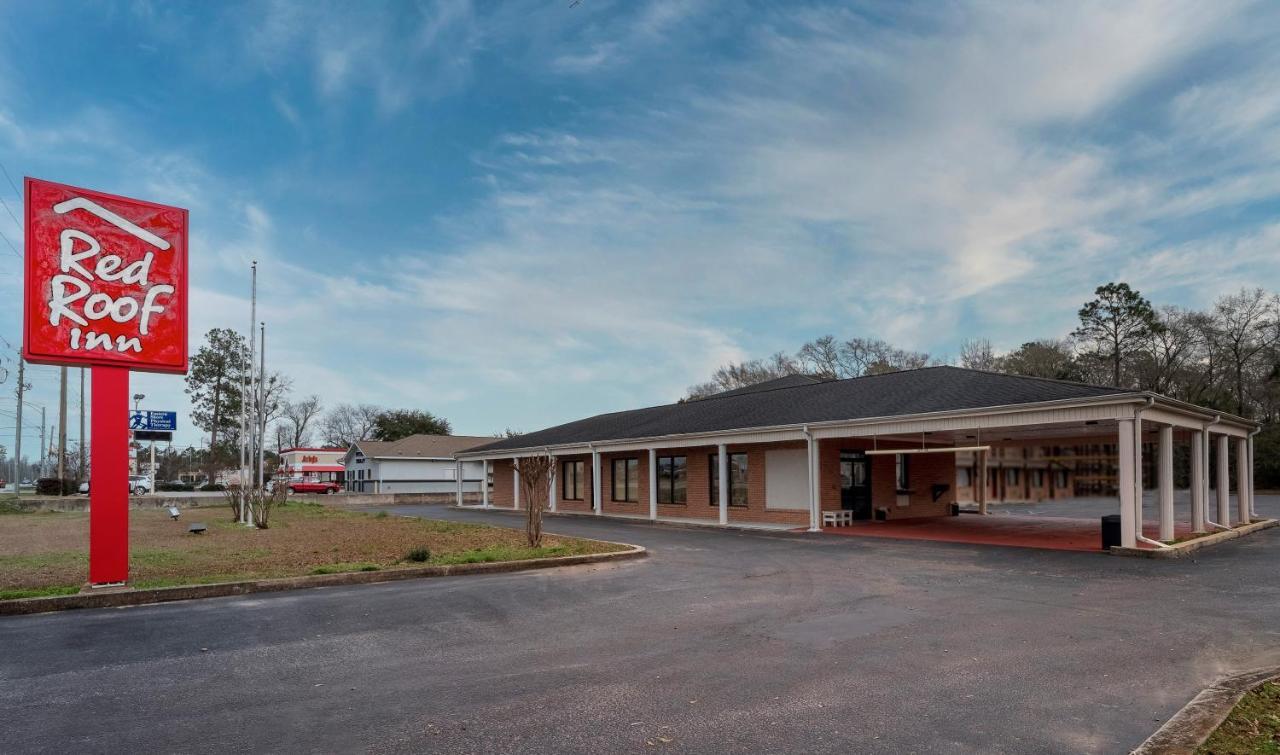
[822,514,1195,553]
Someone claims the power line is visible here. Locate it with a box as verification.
[0,161,22,260]
[0,161,21,202]
[0,225,20,259]
[0,193,18,228]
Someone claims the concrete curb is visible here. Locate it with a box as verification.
[1131,666,1280,754]
[1110,518,1277,559]
[0,543,646,617]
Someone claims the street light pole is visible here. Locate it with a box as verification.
[78,368,85,482]
[38,407,46,479]
[248,261,257,489]
[57,366,67,487]
[257,321,266,490]
[12,359,23,495]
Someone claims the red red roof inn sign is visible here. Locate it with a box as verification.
[23,177,189,585]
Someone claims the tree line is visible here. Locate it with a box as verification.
[687,282,1280,426]
[184,328,451,481]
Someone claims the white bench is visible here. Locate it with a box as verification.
[822,510,854,528]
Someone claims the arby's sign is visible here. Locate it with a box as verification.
[23,177,188,374]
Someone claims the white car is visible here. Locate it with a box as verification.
[79,477,153,495]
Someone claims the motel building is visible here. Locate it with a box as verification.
[278,447,347,484]
[344,435,491,495]
[454,367,1261,553]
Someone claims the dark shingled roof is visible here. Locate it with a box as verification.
[698,373,827,399]
[470,366,1129,453]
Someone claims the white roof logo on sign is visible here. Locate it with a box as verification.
[53,197,172,251]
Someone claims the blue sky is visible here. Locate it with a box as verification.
[2,0,1280,451]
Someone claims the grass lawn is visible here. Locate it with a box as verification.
[0,502,624,599]
[1198,681,1280,754]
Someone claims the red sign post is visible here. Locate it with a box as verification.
[23,178,188,585]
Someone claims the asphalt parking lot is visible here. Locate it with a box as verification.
[2,497,1279,753]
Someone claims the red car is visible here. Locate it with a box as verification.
[286,479,340,495]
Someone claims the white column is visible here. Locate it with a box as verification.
[1237,437,1250,526]
[1217,434,1231,526]
[513,465,520,510]
[1249,436,1257,518]
[455,460,464,506]
[1190,431,1205,532]
[717,443,728,525]
[591,450,602,515]
[978,450,989,516]
[482,459,490,508]
[1133,416,1145,539]
[648,448,658,521]
[1158,425,1174,541]
[549,457,558,513]
[1118,419,1137,548]
[806,435,820,532]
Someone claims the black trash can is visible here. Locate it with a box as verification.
[1100,514,1122,550]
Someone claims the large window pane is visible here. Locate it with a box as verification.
[658,456,687,504]
[709,454,719,506]
[612,458,639,502]
[612,459,626,501]
[626,458,638,501]
[730,453,748,506]
[710,453,748,506]
[658,457,674,503]
[672,456,687,503]
[562,460,583,500]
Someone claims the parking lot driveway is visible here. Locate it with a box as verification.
[3,500,1280,754]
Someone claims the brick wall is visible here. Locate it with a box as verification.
[490,458,514,508]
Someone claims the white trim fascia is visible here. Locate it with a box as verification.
[367,455,461,461]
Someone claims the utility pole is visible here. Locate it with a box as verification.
[237,261,257,525]
[57,366,67,487]
[257,320,266,489]
[38,408,46,479]
[78,368,85,481]
[248,261,257,489]
[12,359,23,495]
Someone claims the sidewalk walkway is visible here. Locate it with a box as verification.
[456,505,801,533]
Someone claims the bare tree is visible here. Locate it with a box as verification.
[1213,288,1279,417]
[797,335,848,378]
[684,352,802,400]
[1132,307,1202,397]
[842,337,931,375]
[282,395,324,448]
[513,453,556,547]
[320,403,383,446]
[959,338,998,371]
[254,372,291,472]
